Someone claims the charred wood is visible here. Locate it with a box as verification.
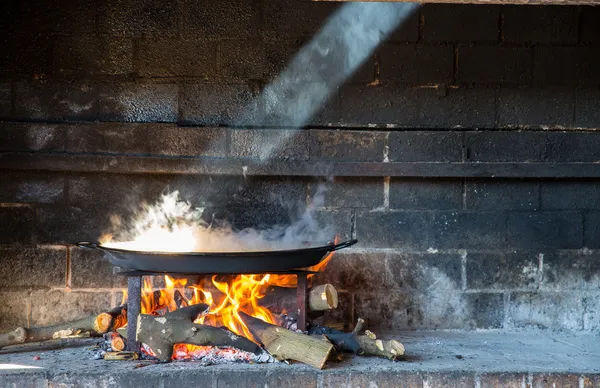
[239,311,334,369]
[134,304,269,362]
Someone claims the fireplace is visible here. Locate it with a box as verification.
[2,0,600,385]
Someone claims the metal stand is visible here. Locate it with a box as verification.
[126,276,141,352]
[296,273,308,331]
[124,271,311,353]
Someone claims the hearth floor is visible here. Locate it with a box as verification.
[1,330,599,387]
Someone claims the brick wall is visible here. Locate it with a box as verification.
[1,0,600,332]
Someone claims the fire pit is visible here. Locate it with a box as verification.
[77,239,358,354]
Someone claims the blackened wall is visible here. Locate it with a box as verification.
[1,0,600,332]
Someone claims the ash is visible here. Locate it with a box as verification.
[142,344,275,365]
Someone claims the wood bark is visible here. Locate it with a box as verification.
[260,284,338,312]
[134,304,269,362]
[0,305,127,350]
[239,311,334,369]
[309,318,405,360]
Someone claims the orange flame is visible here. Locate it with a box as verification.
[120,235,341,359]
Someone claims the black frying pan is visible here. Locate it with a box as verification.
[77,239,358,274]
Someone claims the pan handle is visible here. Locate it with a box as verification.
[329,239,358,251]
[76,241,101,250]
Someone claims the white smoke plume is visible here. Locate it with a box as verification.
[100,184,334,253]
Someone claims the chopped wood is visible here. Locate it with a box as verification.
[309,318,405,360]
[104,351,139,361]
[260,284,339,312]
[134,304,269,362]
[308,284,338,311]
[239,311,334,369]
[110,334,126,351]
[0,305,127,350]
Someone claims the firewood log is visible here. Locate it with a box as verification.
[259,284,338,312]
[0,305,127,350]
[134,304,270,362]
[239,311,334,369]
[309,318,405,360]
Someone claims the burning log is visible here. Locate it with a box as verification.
[110,334,126,351]
[134,304,270,362]
[104,351,139,361]
[309,318,405,360]
[260,284,338,312]
[0,305,127,350]
[239,311,334,369]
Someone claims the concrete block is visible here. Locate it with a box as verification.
[390,178,462,210]
[388,131,463,162]
[507,211,583,249]
[0,246,66,288]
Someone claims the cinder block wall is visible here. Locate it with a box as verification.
[1,0,600,332]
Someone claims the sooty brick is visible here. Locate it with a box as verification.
[0,32,53,76]
[318,252,391,292]
[310,130,385,162]
[137,39,218,78]
[542,251,600,291]
[388,131,463,162]
[231,129,310,161]
[54,36,133,77]
[0,246,66,288]
[14,80,97,122]
[180,0,260,39]
[466,179,539,210]
[264,0,339,40]
[30,290,114,326]
[503,6,579,44]
[465,131,544,162]
[467,252,540,290]
[0,172,64,204]
[317,177,384,209]
[422,4,500,42]
[458,45,532,85]
[0,291,30,332]
[98,83,178,122]
[37,205,111,245]
[387,252,463,291]
[497,88,574,128]
[356,211,505,250]
[542,181,600,210]
[544,132,600,163]
[67,123,226,157]
[534,47,600,86]
[221,40,266,82]
[100,0,177,38]
[379,44,454,84]
[417,87,496,129]
[0,122,65,152]
[70,246,126,288]
[508,292,583,330]
[390,178,462,211]
[386,8,419,42]
[507,211,583,249]
[180,83,257,126]
[0,207,35,244]
[576,89,600,128]
[339,84,418,126]
[0,81,9,118]
[584,211,600,248]
[465,292,504,329]
[581,6,600,44]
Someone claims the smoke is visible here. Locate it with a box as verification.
[101,184,333,252]
[100,3,418,251]
[244,2,418,160]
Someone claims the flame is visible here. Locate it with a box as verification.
[120,235,341,360]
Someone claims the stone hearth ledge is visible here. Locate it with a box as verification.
[0,331,599,387]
